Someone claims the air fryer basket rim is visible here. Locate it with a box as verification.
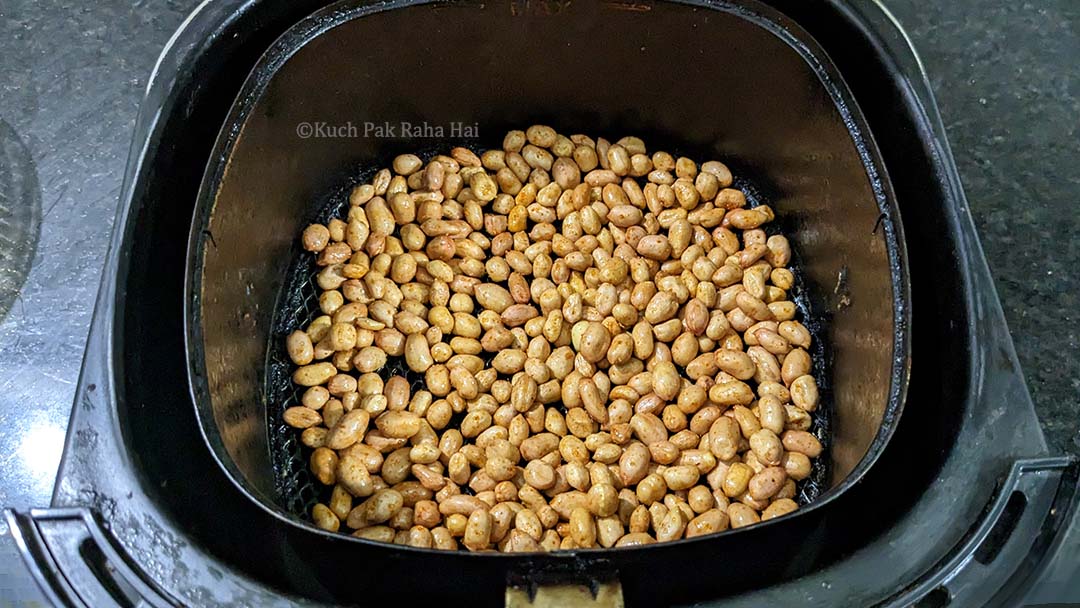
[184,0,911,555]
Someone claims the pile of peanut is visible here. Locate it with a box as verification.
[283,126,822,552]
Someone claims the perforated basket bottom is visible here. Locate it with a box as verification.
[264,159,831,524]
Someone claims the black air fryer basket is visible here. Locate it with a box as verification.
[6,1,1077,607]
[186,0,910,580]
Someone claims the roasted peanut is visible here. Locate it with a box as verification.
[761,498,798,521]
[727,503,760,529]
[782,430,823,457]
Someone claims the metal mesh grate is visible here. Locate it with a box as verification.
[264,165,831,522]
[736,179,831,506]
[267,253,327,517]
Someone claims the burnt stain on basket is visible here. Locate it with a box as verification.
[266,145,834,520]
[833,266,852,310]
[602,2,653,12]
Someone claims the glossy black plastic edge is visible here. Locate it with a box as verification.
[3,508,177,608]
[887,456,1079,607]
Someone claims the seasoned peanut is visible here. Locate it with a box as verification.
[655,508,687,542]
[587,483,619,517]
[782,430,823,457]
[286,331,314,365]
[722,463,753,498]
[661,465,700,491]
[748,466,787,500]
[284,406,322,429]
[293,362,337,387]
[749,429,783,466]
[326,409,370,450]
[727,503,760,529]
[569,507,597,547]
[376,411,422,439]
[463,508,493,551]
[686,509,729,538]
[761,498,798,521]
[790,374,819,412]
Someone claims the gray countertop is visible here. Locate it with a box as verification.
[886,1,1080,452]
[0,0,1077,603]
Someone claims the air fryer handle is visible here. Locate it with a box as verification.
[891,456,1079,607]
[4,507,175,608]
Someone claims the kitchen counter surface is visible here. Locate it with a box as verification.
[0,0,1077,604]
